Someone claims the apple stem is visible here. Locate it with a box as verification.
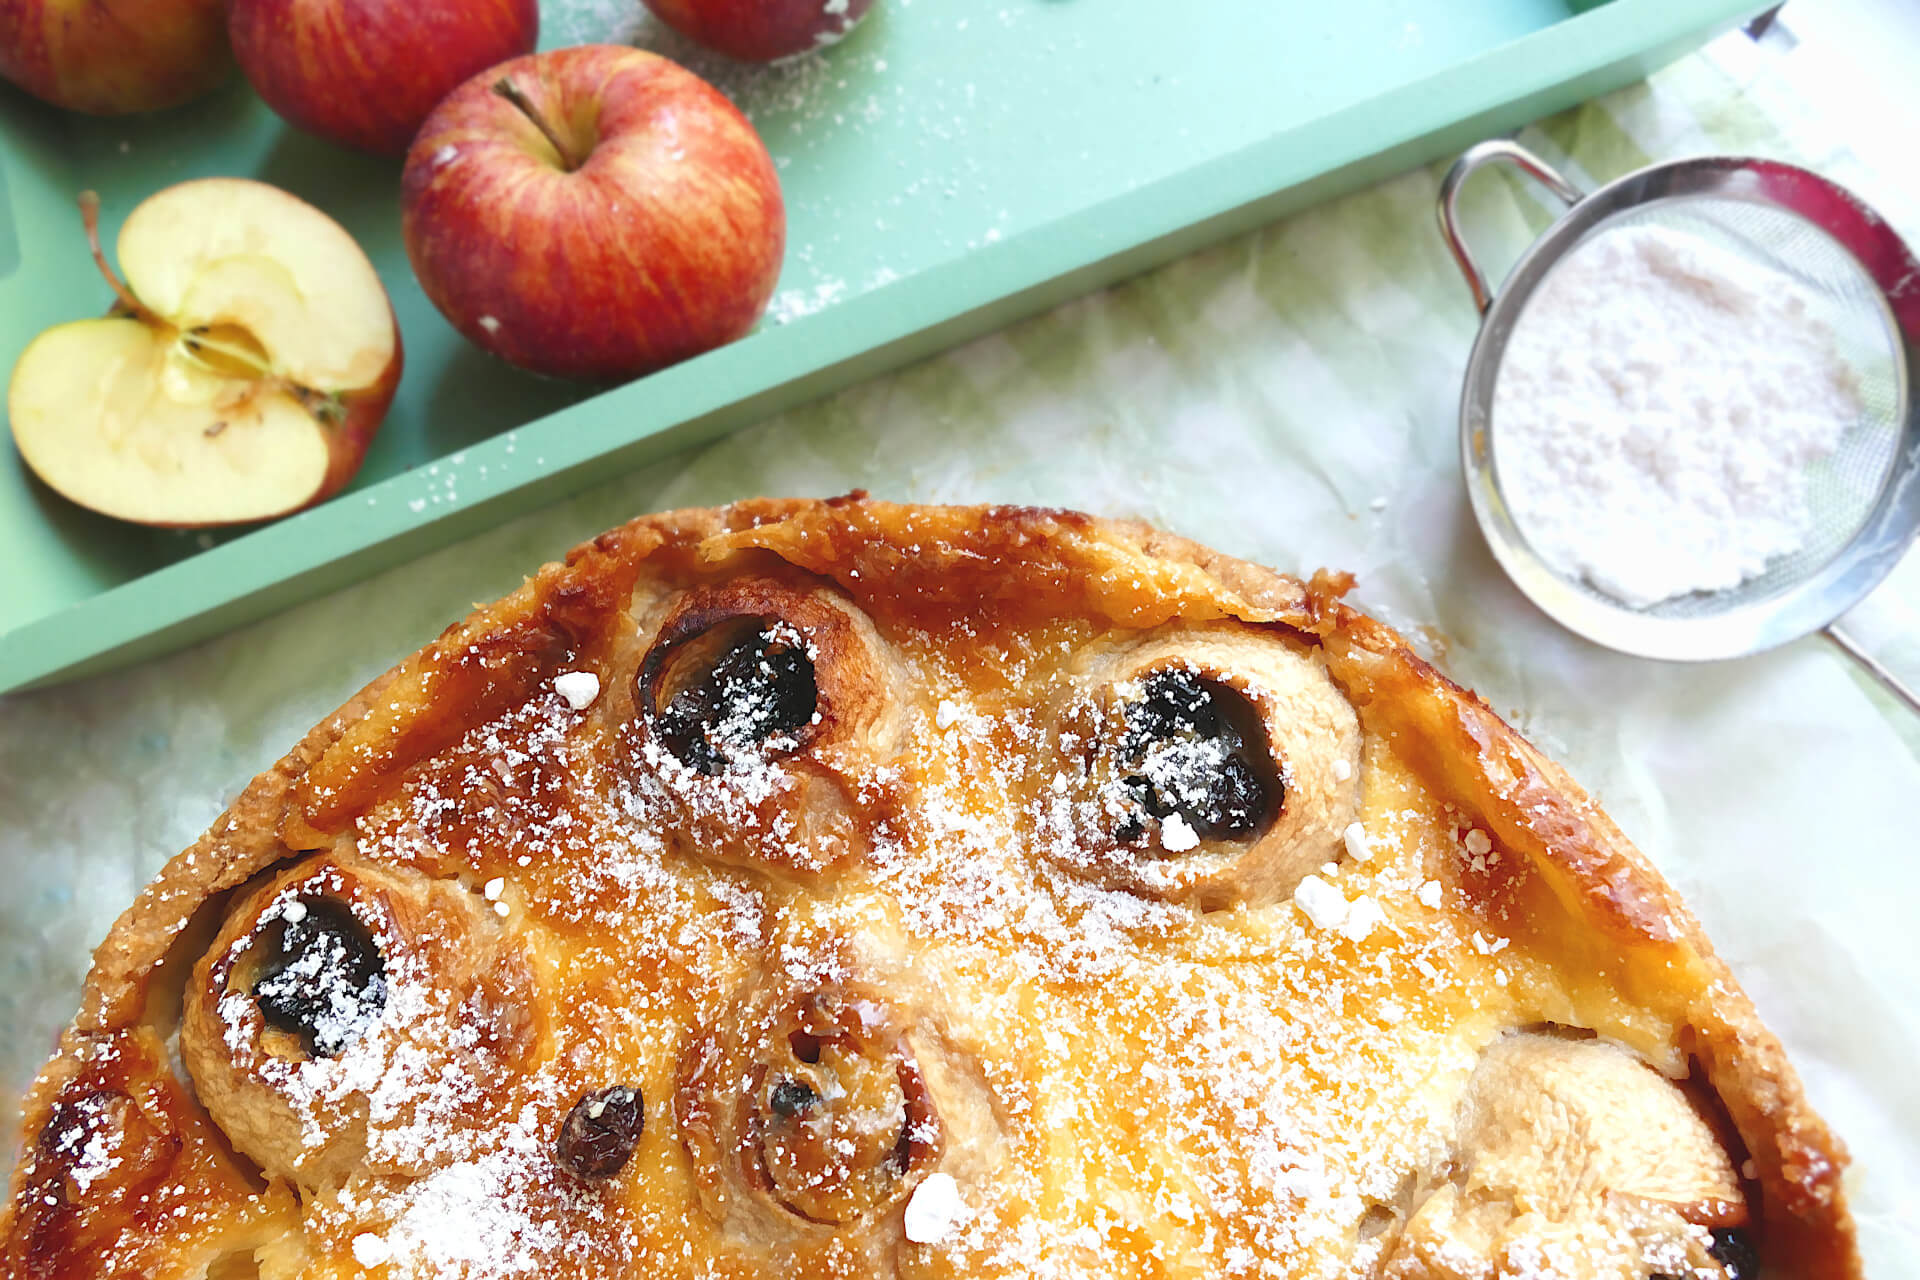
[79,191,165,329]
[492,77,581,172]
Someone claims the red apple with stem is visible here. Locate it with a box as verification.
[642,0,875,63]
[8,180,403,526]
[228,0,537,155]
[401,45,785,382]
[0,0,231,114]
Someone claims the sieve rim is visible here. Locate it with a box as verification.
[1442,142,1920,664]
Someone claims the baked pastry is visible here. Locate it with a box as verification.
[0,498,1858,1279]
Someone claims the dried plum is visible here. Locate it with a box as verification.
[654,623,817,774]
[252,898,387,1059]
[767,1077,819,1119]
[1110,669,1277,847]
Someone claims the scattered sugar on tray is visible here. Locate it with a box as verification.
[1493,223,1865,607]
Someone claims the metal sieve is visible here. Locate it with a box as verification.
[1439,140,1920,712]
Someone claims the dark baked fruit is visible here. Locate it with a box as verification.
[251,896,388,1058]
[557,1086,645,1182]
[1109,667,1278,845]
[0,500,1859,1280]
[650,620,819,774]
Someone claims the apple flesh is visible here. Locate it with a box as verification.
[0,0,231,114]
[401,45,784,382]
[229,0,537,155]
[642,0,875,63]
[8,179,402,527]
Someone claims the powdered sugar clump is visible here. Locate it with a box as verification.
[551,671,601,710]
[1291,874,1348,931]
[1493,224,1864,607]
[903,1171,967,1243]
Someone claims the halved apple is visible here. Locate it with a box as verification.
[8,178,403,527]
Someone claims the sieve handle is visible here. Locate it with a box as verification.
[1437,140,1585,315]
[1824,624,1920,717]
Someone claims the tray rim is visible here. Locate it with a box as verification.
[0,0,1766,694]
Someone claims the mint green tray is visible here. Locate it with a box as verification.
[0,0,1760,692]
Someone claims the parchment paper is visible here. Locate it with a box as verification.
[3,27,1915,1276]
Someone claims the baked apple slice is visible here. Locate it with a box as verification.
[7,178,403,528]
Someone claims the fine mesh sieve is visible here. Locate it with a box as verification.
[1439,141,1920,712]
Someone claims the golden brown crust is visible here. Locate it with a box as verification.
[75,667,401,1035]
[1,498,1858,1280]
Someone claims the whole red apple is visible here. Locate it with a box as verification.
[643,0,875,62]
[401,45,785,382]
[0,0,231,114]
[229,0,536,155]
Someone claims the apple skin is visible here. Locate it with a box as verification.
[308,330,403,514]
[401,45,785,382]
[13,340,402,527]
[643,0,874,62]
[0,0,231,114]
[229,0,537,155]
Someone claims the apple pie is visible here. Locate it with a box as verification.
[0,499,1858,1279]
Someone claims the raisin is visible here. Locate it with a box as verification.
[1111,669,1277,846]
[556,1085,644,1182]
[656,626,817,774]
[253,898,386,1059]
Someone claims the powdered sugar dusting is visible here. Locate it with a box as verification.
[1494,223,1866,607]
[215,607,1590,1277]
